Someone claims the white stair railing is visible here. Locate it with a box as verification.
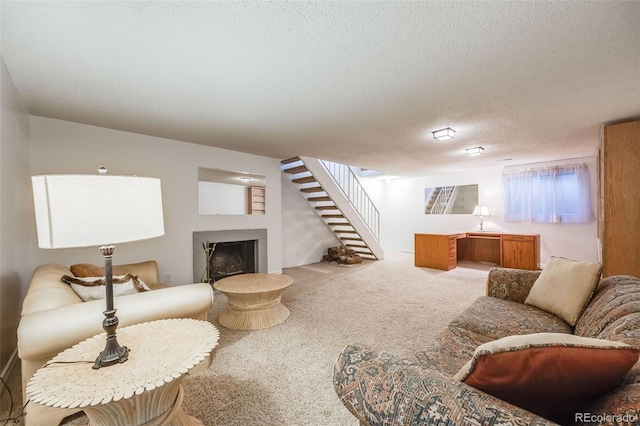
[319,160,380,240]
[431,186,454,214]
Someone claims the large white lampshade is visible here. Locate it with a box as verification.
[32,174,165,249]
[31,172,165,369]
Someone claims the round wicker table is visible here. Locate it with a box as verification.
[213,273,293,330]
[26,318,219,426]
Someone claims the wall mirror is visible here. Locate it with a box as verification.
[198,167,266,215]
[424,184,478,214]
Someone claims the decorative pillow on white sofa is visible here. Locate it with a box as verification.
[524,256,602,326]
[61,273,150,302]
[454,333,639,424]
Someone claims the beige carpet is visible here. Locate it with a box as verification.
[2,251,490,425]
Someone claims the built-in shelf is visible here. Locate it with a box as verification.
[248,186,266,215]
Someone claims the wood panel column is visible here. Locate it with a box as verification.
[602,120,640,277]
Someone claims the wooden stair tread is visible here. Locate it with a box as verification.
[293,176,317,184]
[322,214,345,218]
[315,206,338,210]
[284,165,308,174]
[348,250,370,254]
[308,196,332,202]
[300,186,323,193]
[281,157,301,165]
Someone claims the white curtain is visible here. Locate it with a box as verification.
[503,163,594,223]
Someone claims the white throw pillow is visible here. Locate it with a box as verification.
[524,256,602,326]
[61,273,150,302]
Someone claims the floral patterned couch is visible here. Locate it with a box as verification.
[333,267,640,425]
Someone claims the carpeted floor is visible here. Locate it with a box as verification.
[1,251,491,425]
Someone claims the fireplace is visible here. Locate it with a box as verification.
[205,240,257,282]
[193,229,267,284]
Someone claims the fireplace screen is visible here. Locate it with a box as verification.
[203,240,257,283]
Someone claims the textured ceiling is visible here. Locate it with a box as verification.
[1,1,639,177]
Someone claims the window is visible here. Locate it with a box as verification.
[503,163,594,223]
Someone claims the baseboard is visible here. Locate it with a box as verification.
[0,348,18,398]
[281,259,322,269]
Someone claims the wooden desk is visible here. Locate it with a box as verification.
[415,232,539,271]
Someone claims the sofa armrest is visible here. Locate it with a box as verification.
[17,282,213,361]
[486,267,541,303]
[333,344,554,426]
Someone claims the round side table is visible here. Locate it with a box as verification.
[27,318,219,426]
[213,273,293,330]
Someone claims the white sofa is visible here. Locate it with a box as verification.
[17,260,214,426]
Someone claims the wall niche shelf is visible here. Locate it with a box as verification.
[248,186,266,215]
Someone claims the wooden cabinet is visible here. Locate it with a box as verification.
[248,186,266,215]
[415,232,539,271]
[502,234,539,270]
[414,233,462,270]
[602,120,640,277]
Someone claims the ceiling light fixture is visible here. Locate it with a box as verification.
[432,127,456,141]
[466,146,484,156]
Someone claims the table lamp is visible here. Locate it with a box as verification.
[473,205,490,231]
[31,166,165,369]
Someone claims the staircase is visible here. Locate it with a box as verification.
[281,156,384,260]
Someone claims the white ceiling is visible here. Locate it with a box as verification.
[1,1,639,177]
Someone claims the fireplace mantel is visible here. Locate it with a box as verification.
[193,229,267,284]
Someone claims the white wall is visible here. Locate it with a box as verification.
[280,173,341,267]
[379,156,599,265]
[29,117,283,284]
[0,58,32,373]
[198,181,248,215]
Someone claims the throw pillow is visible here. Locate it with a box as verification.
[524,256,602,326]
[454,333,639,424]
[70,263,104,278]
[61,273,150,302]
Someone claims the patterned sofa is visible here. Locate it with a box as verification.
[333,267,640,425]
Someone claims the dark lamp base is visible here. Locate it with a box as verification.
[93,338,129,369]
[93,308,129,369]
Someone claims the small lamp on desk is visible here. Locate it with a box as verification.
[31,166,165,369]
[473,205,490,231]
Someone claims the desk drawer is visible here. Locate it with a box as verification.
[449,242,456,257]
[448,237,457,268]
[503,235,536,242]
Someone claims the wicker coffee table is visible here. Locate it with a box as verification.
[213,273,293,330]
